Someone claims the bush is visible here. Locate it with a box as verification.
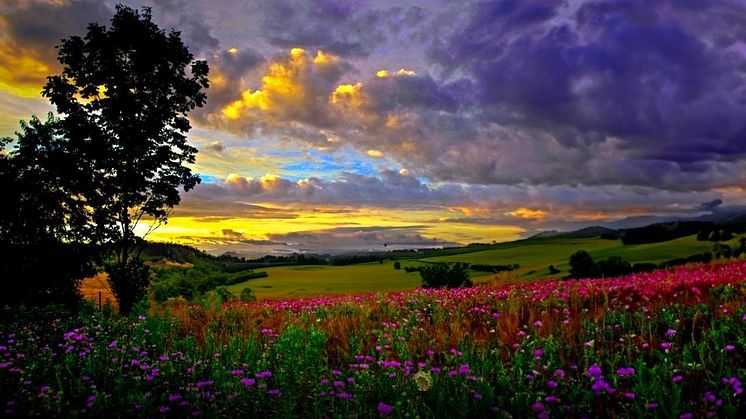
[569,250,596,278]
[240,287,256,302]
[596,256,632,277]
[419,263,472,289]
[393,261,401,270]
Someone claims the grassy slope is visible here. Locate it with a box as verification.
[420,235,737,279]
[227,234,746,299]
[225,261,495,299]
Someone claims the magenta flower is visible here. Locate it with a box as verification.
[267,389,281,397]
[661,342,671,350]
[547,380,558,389]
[378,402,393,417]
[240,378,255,387]
[726,344,735,351]
[665,328,677,337]
[532,401,545,412]
[534,348,543,359]
[672,375,683,384]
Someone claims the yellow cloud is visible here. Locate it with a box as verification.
[366,149,384,158]
[507,208,547,220]
[399,168,409,176]
[375,68,416,78]
[0,41,53,98]
[222,48,334,121]
[330,82,365,108]
[227,47,238,54]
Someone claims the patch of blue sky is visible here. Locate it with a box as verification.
[196,174,220,184]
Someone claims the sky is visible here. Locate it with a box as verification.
[2,0,746,256]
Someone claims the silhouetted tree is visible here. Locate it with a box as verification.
[596,256,632,277]
[0,116,97,306]
[420,263,472,289]
[28,5,208,314]
[569,250,596,278]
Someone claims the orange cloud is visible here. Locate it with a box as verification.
[507,207,547,220]
[220,48,345,124]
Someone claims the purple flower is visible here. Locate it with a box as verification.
[231,369,244,376]
[672,375,683,384]
[532,401,545,412]
[646,402,658,410]
[333,380,345,388]
[168,393,182,402]
[661,342,671,350]
[623,392,635,400]
[335,392,352,399]
[267,389,281,397]
[586,364,603,380]
[378,402,393,417]
[196,380,213,388]
[534,348,543,359]
[726,344,735,352]
[159,355,169,361]
[533,320,543,328]
[680,413,693,419]
[547,380,558,389]
[256,371,273,379]
[665,328,677,337]
[704,391,717,402]
[240,378,256,387]
[459,364,471,375]
[545,395,559,403]
[616,367,635,377]
[159,406,170,414]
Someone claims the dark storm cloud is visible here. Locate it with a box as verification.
[257,0,426,58]
[431,0,746,170]
[145,0,219,55]
[1,0,110,49]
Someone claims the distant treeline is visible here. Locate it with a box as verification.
[567,249,725,279]
[600,220,746,245]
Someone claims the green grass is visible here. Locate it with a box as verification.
[226,261,495,299]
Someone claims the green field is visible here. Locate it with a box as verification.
[229,234,745,299]
[226,262,497,299]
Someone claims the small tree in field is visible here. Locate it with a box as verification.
[569,250,596,279]
[420,263,472,289]
[40,5,209,314]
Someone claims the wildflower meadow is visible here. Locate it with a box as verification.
[3,261,746,417]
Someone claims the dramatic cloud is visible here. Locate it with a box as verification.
[0,0,110,96]
[4,0,746,253]
[258,0,390,57]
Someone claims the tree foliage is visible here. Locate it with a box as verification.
[39,5,208,314]
[1,6,208,313]
[419,263,472,289]
[0,117,98,306]
[568,250,596,279]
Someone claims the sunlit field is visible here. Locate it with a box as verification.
[3,262,746,417]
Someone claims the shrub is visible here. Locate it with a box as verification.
[569,250,596,278]
[240,287,256,302]
[393,261,401,270]
[419,262,472,289]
